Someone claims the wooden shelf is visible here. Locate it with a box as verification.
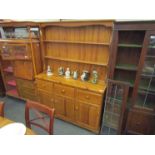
[44,40,110,46]
[3,67,13,73]
[115,64,138,71]
[114,78,134,87]
[44,56,108,66]
[118,43,142,48]
[0,39,39,43]
[7,80,16,87]
[6,89,18,97]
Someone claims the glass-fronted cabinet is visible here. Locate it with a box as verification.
[1,44,13,59]
[101,79,129,135]
[134,34,155,110]
[1,43,31,60]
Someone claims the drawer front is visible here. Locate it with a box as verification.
[37,80,53,92]
[19,88,37,101]
[54,83,75,98]
[126,110,155,134]
[16,79,35,89]
[77,89,102,105]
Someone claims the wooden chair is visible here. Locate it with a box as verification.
[0,101,4,117]
[25,100,55,135]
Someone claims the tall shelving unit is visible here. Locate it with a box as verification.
[109,21,155,134]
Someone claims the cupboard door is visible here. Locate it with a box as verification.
[54,95,65,116]
[13,44,31,59]
[38,90,54,108]
[65,98,75,120]
[76,101,100,129]
[14,61,34,80]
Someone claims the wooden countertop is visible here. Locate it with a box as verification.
[36,73,107,94]
[0,116,35,135]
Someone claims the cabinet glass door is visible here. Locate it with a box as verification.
[135,35,155,110]
[101,80,129,135]
[1,44,13,59]
[13,44,31,59]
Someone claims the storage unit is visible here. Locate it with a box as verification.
[0,22,42,100]
[36,20,114,133]
[109,21,155,134]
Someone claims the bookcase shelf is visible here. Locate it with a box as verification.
[115,64,138,71]
[44,40,110,46]
[44,56,108,66]
[118,43,142,48]
[7,80,16,87]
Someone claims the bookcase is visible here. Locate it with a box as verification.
[35,20,114,133]
[0,21,42,100]
[109,21,155,134]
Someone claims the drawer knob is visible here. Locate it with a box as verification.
[86,95,90,99]
[61,89,65,93]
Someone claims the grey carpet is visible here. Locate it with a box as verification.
[0,96,95,135]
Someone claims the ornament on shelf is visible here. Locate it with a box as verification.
[46,65,53,76]
[65,68,71,79]
[91,70,98,84]
[58,67,65,76]
[81,70,90,81]
[73,70,78,80]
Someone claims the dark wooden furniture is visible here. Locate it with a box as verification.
[36,20,114,133]
[101,79,129,134]
[0,22,42,100]
[0,101,4,117]
[25,100,55,135]
[109,21,155,134]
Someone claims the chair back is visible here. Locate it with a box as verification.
[0,101,4,117]
[25,100,55,135]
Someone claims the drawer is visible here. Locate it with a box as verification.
[18,87,36,96]
[16,79,35,89]
[54,83,75,98]
[77,89,102,105]
[36,80,53,92]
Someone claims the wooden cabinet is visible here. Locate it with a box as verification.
[125,109,155,134]
[16,78,37,101]
[0,22,42,99]
[36,76,105,133]
[75,101,100,130]
[35,20,112,133]
[110,21,155,134]
[55,95,75,121]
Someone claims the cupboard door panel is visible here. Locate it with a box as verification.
[76,101,100,129]
[14,61,34,80]
[38,90,54,108]
[54,95,65,116]
[65,98,75,120]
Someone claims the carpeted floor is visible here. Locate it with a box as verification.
[0,96,95,135]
